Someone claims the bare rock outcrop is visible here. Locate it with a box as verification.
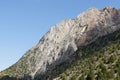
[1,6,120,79]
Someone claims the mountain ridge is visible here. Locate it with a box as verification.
[0,6,120,80]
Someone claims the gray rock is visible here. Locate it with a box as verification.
[2,6,120,79]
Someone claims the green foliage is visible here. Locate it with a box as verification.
[107,55,116,64]
[106,70,114,79]
[79,75,85,80]
[99,63,107,73]
[86,70,95,80]
[70,74,77,80]
[60,73,67,80]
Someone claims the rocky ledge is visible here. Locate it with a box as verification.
[0,6,120,80]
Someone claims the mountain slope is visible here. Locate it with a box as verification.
[0,6,120,80]
[47,29,120,80]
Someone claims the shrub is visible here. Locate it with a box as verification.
[60,73,67,80]
[70,74,77,80]
[86,70,95,80]
[108,55,116,64]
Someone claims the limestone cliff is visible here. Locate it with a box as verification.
[0,6,120,80]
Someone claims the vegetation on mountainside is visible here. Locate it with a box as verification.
[0,51,36,79]
[43,29,120,80]
[0,29,120,80]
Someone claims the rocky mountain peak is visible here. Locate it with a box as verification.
[77,6,119,28]
[0,7,120,80]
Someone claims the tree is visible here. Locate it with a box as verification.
[86,70,95,80]
[108,55,116,64]
[60,73,67,80]
[70,74,77,80]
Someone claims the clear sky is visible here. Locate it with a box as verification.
[0,0,120,71]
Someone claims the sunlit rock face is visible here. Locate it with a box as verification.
[0,6,120,79]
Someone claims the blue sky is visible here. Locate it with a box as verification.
[0,0,120,71]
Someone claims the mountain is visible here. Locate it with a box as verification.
[0,6,120,80]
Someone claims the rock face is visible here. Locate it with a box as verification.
[1,6,120,79]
